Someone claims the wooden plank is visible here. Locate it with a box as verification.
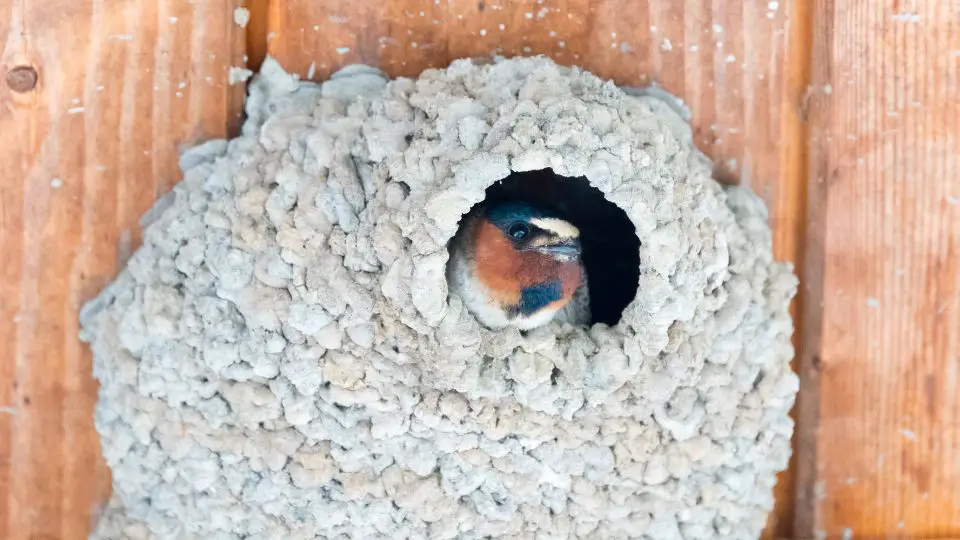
[799,0,960,537]
[246,0,269,72]
[775,0,814,535]
[0,0,246,538]
[267,1,807,537]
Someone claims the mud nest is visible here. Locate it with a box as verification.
[80,56,799,540]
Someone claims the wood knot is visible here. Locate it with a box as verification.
[6,65,38,93]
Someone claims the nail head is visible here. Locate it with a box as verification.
[6,65,38,93]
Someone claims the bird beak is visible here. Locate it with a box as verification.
[537,241,581,258]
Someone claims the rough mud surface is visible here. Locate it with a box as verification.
[80,56,799,539]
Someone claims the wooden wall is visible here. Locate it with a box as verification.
[799,0,960,536]
[0,0,956,538]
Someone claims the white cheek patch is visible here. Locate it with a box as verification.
[529,217,580,240]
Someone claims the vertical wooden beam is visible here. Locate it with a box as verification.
[769,0,814,536]
[245,0,269,72]
[794,0,830,533]
[0,1,245,538]
[801,0,960,537]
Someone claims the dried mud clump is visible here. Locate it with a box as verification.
[81,56,798,540]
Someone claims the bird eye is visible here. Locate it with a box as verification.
[508,223,529,240]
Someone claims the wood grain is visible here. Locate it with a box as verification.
[799,0,960,537]
[777,0,814,534]
[12,1,959,538]
[0,0,245,538]
[266,1,807,536]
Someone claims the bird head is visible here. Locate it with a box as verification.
[467,201,583,319]
[480,201,582,261]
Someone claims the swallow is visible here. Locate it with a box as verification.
[447,200,591,330]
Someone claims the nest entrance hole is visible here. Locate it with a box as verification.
[473,169,641,326]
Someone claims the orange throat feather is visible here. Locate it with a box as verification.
[472,221,582,314]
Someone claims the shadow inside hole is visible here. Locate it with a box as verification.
[478,169,641,326]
